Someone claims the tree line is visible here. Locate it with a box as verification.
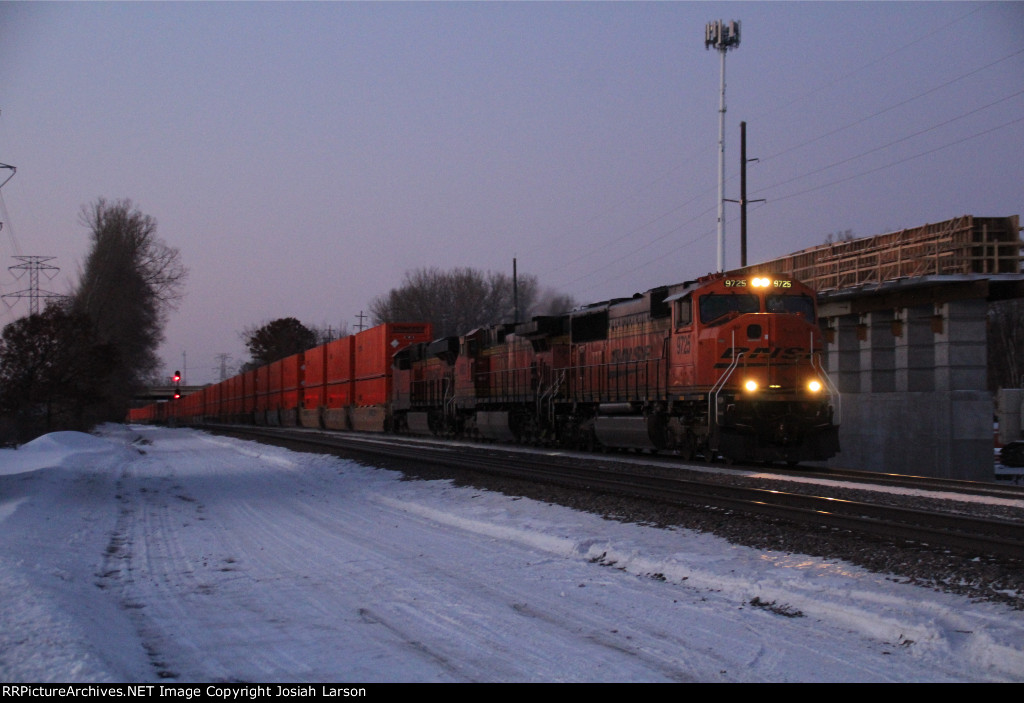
[0,199,185,443]
[240,267,577,369]
[369,266,575,338]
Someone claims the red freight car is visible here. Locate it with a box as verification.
[279,352,303,427]
[323,335,355,430]
[301,344,327,428]
[351,323,433,431]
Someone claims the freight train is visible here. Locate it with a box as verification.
[129,272,840,464]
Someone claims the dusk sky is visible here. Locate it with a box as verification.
[1,2,1021,385]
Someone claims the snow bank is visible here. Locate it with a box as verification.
[2,425,1022,682]
[0,431,119,476]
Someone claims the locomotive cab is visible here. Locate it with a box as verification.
[678,274,838,463]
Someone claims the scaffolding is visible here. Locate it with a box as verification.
[743,215,1022,292]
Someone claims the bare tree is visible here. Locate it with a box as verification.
[369,266,575,338]
[73,198,186,418]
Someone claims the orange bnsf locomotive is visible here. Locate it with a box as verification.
[136,272,838,464]
[392,272,838,464]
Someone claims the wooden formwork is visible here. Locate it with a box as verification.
[745,215,1022,291]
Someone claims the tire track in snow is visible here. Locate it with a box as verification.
[95,427,1024,682]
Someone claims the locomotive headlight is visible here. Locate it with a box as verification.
[751,277,770,288]
[744,380,759,392]
[807,380,822,393]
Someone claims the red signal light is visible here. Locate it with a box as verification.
[172,370,181,383]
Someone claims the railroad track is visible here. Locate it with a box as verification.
[203,424,1024,561]
[746,462,1024,501]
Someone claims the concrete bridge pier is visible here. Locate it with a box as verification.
[820,283,1001,480]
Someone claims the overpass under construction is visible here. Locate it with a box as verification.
[744,214,1023,480]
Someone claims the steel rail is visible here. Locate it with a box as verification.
[203,424,1024,560]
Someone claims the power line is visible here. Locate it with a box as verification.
[759,88,1024,196]
[566,112,1024,298]
[750,4,989,124]
[768,114,1024,205]
[552,14,1019,300]
[758,47,1024,168]
[558,202,717,294]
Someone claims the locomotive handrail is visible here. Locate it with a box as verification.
[811,340,842,425]
[573,357,667,404]
[708,333,742,431]
[538,369,566,424]
[443,376,456,423]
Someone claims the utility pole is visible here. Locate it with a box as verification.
[724,121,765,268]
[513,257,519,324]
[355,310,367,332]
[705,19,741,272]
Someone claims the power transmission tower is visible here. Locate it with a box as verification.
[0,161,15,233]
[1,160,18,251]
[215,353,232,381]
[3,256,63,315]
[0,162,14,192]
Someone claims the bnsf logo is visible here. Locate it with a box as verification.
[610,346,653,363]
[716,346,810,365]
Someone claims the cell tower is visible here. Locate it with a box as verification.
[705,19,741,273]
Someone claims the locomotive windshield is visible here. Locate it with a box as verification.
[699,293,759,324]
[766,293,816,322]
[698,291,817,324]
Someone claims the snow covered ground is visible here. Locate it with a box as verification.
[1,425,1022,683]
